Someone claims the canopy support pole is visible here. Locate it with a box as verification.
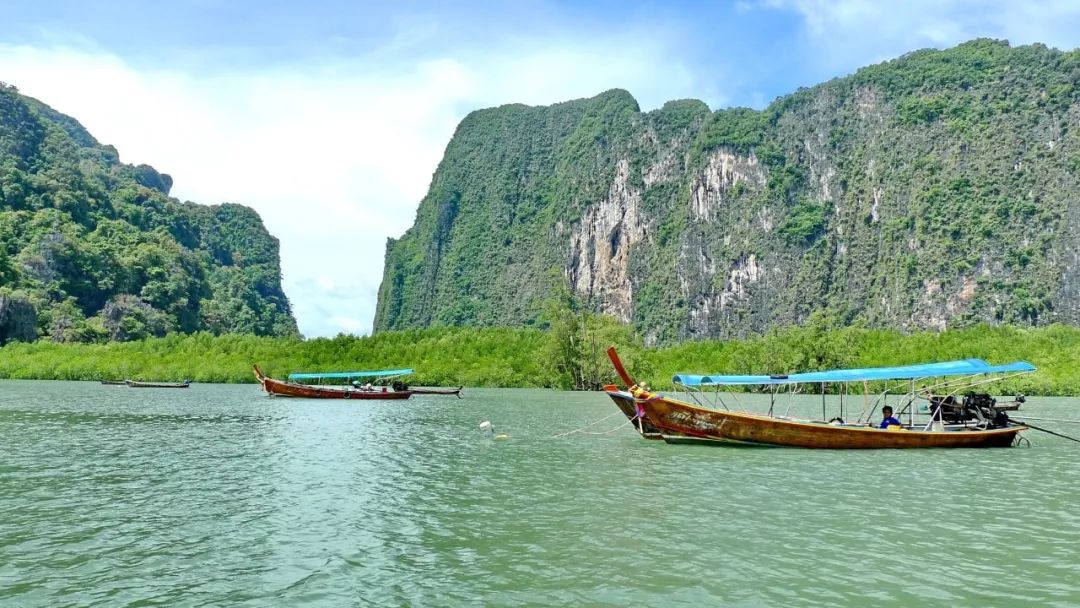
[783,384,801,417]
[909,379,915,426]
[859,380,870,423]
[821,383,826,421]
[839,383,844,421]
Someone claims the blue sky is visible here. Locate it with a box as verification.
[2,1,1079,337]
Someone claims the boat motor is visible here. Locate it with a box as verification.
[992,410,1011,427]
[931,393,1004,425]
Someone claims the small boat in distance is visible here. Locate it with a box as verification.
[605,348,1035,449]
[100,380,127,385]
[253,365,413,399]
[126,380,192,389]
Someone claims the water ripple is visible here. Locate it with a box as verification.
[1,383,1078,606]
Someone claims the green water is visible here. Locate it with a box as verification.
[1,381,1078,607]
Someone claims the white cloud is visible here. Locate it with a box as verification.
[763,0,1080,74]
[330,316,365,333]
[0,38,709,337]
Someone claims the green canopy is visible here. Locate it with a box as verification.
[288,368,414,381]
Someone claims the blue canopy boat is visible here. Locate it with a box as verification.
[606,348,1036,448]
[252,366,461,398]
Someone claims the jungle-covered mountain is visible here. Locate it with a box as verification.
[0,82,298,344]
[375,39,1080,345]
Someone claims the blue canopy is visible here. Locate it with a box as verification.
[288,368,413,381]
[674,359,1036,387]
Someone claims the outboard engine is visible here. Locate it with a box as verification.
[992,410,1011,428]
[962,393,1004,426]
[932,393,1004,425]
[963,393,996,410]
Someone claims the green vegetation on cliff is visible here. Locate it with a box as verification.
[376,40,1080,345]
[0,82,297,344]
[0,321,1076,396]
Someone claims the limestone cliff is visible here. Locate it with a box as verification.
[376,40,1080,344]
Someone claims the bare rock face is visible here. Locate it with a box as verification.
[689,149,767,221]
[0,292,37,344]
[99,295,170,341]
[720,254,764,311]
[569,159,648,322]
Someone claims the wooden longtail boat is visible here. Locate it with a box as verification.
[125,380,191,388]
[606,348,1035,449]
[252,365,412,399]
[100,380,127,385]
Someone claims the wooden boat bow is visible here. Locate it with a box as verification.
[606,346,637,388]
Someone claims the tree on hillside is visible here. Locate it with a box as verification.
[540,282,648,390]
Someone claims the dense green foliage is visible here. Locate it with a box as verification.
[376,40,1080,345]
[538,286,648,390]
[0,328,546,386]
[0,82,297,344]
[0,322,1075,396]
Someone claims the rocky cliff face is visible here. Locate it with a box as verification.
[569,158,647,322]
[376,40,1080,344]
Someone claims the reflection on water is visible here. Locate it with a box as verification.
[1,381,1078,606]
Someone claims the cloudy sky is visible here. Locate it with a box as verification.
[1,1,1079,337]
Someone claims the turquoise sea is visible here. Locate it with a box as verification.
[1,381,1078,606]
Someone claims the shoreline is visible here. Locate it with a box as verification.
[0,323,1073,394]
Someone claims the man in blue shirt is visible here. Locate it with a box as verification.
[880,406,902,429]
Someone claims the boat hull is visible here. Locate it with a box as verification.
[253,365,411,400]
[637,392,1021,449]
[125,380,190,388]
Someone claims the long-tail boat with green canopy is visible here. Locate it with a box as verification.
[252,365,462,399]
[253,365,413,399]
[605,348,1036,448]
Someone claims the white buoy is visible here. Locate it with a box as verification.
[480,420,508,440]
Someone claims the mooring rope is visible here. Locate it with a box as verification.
[573,417,635,435]
[548,410,625,438]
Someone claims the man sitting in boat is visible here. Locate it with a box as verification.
[879,406,902,429]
